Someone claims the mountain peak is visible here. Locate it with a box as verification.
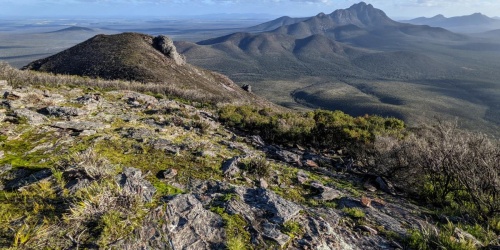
[328,2,396,28]
[348,1,373,10]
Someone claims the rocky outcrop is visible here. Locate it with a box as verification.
[115,167,156,203]
[153,35,186,66]
[131,194,225,249]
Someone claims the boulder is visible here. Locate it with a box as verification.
[153,35,186,66]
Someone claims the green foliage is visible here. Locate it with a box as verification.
[342,207,365,219]
[244,157,270,178]
[219,105,405,149]
[406,222,480,250]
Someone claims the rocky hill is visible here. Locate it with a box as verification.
[22,32,262,104]
[1,62,499,249]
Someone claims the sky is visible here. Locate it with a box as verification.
[1,0,500,19]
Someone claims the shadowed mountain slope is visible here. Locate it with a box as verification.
[22,32,262,104]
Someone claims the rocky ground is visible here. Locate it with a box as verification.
[0,79,491,249]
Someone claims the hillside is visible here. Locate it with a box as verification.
[175,2,500,137]
[1,62,500,249]
[22,32,263,104]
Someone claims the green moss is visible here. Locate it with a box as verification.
[150,179,184,197]
[342,207,365,219]
[282,220,302,238]
[0,129,60,170]
[210,207,252,250]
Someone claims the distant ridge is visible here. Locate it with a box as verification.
[245,16,308,32]
[403,13,500,32]
[22,32,262,104]
[47,26,95,33]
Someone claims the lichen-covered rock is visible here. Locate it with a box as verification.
[222,156,241,178]
[310,182,343,201]
[132,194,225,249]
[51,121,110,132]
[115,167,156,203]
[14,108,48,125]
[40,106,87,117]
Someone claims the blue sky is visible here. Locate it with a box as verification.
[1,0,500,19]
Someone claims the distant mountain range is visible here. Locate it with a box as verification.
[175,2,500,136]
[403,13,500,33]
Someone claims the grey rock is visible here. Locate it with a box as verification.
[261,222,290,247]
[242,84,252,93]
[122,127,154,142]
[149,139,180,154]
[265,146,301,165]
[249,135,265,147]
[259,178,268,189]
[296,211,353,250]
[297,170,309,184]
[75,93,101,105]
[234,186,301,224]
[364,181,377,192]
[115,167,156,203]
[51,121,110,132]
[0,112,5,122]
[357,225,378,235]
[41,106,87,117]
[123,92,158,107]
[137,194,225,249]
[311,182,342,201]
[222,156,241,178]
[0,80,7,86]
[79,130,97,136]
[375,176,396,195]
[160,168,178,179]
[0,164,12,176]
[14,108,48,125]
[0,150,4,159]
[153,35,186,66]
